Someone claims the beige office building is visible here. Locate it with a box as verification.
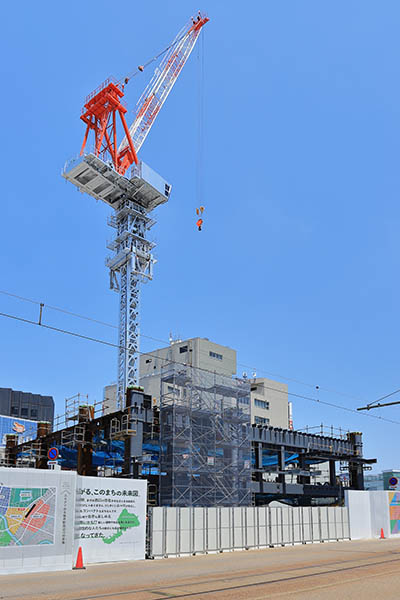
[250,377,290,428]
[104,337,291,428]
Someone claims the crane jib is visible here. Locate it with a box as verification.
[77,14,208,176]
[118,15,209,167]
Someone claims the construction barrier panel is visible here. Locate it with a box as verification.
[0,467,76,575]
[345,490,400,539]
[147,505,350,558]
[74,475,147,564]
[0,468,147,575]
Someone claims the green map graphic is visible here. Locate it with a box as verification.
[102,509,140,544]
[0,486,56,547]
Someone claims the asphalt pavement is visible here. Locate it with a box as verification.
[1,537,400,599]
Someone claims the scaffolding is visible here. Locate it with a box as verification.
[159,365,252,507]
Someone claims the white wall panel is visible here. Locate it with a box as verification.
[149,504,351,558]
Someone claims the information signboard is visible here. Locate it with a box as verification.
[0,415,38,448]
[0,467,76,574]
[74,475,147,564]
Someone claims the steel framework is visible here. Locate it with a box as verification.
[80,78,138,173]
[159,365,252,507]
[63,154,170,409]
[106,195,157,406]
[63,14,208,409]
[118,13,209,170]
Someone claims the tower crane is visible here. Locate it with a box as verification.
[63,13,209,409]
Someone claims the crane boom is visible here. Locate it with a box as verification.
[118,14,208,172]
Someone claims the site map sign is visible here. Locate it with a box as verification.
[0,468,76,575]
[0,486,56,547]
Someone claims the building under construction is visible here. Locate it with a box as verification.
[1,368,376,507]
[158,364,252,506]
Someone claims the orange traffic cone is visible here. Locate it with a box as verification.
[380,528,385,539]
[73,546,86,570]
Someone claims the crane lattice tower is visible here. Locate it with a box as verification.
[63,14,208,409]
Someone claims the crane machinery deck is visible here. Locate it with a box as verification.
[62,14,209,410]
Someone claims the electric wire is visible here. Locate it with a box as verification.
[261,385,400,426]
[0,288,391,413]
[236,361,365,403]
[0,289,365,404]
[1,307,399,427]
[364,387,400,409]
[0,289,117,330]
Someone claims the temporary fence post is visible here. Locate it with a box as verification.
[318,507,323,543]
[162,506,167,558]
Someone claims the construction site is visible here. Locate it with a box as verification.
[3,5,400,598]
[0,12,377,510]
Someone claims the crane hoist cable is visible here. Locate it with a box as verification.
[195,28,205,230]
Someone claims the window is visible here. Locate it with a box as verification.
[20,407,28,417]
[209,351,223,361]
[30,409,38,419]
[254,416,270,425]
[239,397,250,405]
[179,345,188,354]
[254,399,269,410]
[11,406,19,416]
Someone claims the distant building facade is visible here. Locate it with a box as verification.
[0,388,54,426]
[250,377,289,428]
[104,337,290,428]
[364,470,400,491]
[364,473,384,491]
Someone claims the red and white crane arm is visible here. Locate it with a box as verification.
[118,15,208,165]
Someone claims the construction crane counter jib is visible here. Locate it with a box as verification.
[79,13,209,177]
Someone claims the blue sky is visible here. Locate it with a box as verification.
[1,1,399,471]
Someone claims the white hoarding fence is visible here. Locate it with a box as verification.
[74,476,147,564]
[0,467,76,574]
[0,469,147,575]
[345,490,400,539]
[148,505,350,558]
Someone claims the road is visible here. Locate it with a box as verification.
[1,538,400,599]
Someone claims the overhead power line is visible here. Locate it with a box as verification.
[0,307,399,427]
[358,399,400,411]
[0,289,369,408]
[357,388,400,412]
